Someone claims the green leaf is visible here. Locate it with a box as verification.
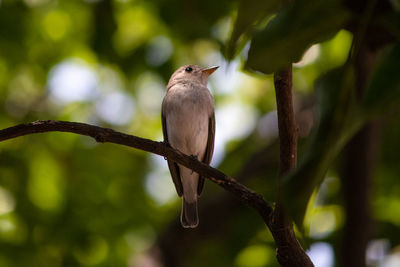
[362,43,400,116]
[225,0,282,59]
[246,0,350,74]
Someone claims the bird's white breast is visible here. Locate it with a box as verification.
[164,82,213,158]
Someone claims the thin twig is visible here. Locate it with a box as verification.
[0,120,273,222]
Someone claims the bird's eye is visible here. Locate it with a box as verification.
[185,67,193,72]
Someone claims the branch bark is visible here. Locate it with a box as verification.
[274,68,297,175]
[271,67,314,267]
[0,120,272,222]
[0,119,314,266]
[157,142,280,267]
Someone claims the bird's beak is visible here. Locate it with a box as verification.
[201,66,219,77]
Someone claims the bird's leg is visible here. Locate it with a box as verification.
[189,154,198,174]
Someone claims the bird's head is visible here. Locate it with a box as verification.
[167,65,218,89]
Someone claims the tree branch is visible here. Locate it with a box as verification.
[0,119,316,266]
[0,120,273,222]
[340,41,381,267]
[272,67,314,267]
[274,68,297,175]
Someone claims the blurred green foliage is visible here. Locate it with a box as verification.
[0,0,400,266]
[245,0,350,74]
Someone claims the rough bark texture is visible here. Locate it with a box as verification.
[271,67,314,267]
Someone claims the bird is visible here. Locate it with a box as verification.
[161,64,217,228]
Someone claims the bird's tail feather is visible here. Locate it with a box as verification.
[181,199,199,228]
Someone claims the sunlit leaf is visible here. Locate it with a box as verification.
[246,0,349,74]
[235,245,275,267]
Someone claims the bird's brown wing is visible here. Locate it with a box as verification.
[198,113,215,195]
[162,110,183,197]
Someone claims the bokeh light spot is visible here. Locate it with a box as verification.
[146,36,173,66]
[294,44,320,67]
[381,247,400,267]
[0,187,15,215]
[307,242,334,267]
[124,226,156,253]
[0,213,27,244]
[95,91,135,125]
[214,103,258,165]
[73,235,109,265]
[28,151,65,212]
[367,239,390,266]
[307,206,341,239]
[135,72,165,116]
[113,6,159,55]
[48,59,98,104]
[236,245,274,267]
[145,155,176,205]
[375,196,400,226]
[42,10,71,41]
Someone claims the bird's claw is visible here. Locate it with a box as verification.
[190,154,198,174]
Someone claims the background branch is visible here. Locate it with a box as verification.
[0,120,273,222]
[340,41,381,267]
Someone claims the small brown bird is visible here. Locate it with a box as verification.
[162,65,217,228]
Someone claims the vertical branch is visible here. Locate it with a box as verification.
[340,44,380,267]
[274,67,298,175]
[341,123,379,267]
[269,67,314,267]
